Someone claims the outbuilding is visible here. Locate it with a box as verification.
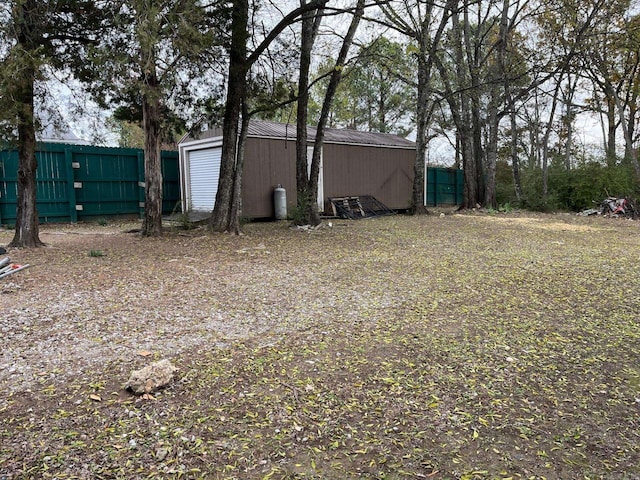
[178,119,416,219]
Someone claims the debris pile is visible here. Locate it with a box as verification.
[0,256,30,280]
[579,197,638,218]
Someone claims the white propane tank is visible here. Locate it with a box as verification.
[274,184,287,220]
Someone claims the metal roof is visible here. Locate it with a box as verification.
[39,122,90,146]
[182,119,415,149]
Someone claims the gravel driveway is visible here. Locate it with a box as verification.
[0,220,392,404]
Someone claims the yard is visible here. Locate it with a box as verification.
[1,212,639,479]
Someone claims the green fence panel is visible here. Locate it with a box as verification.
[73,146,141,219]
[425,167,463,206]
[64,148,78,222]
[456,168,464,204]
[0,142,180,224]
[36,146,75,222]
[136,151,145,217]
[162,150,181,214]
[0,149,18,225]
[0,145,72,224]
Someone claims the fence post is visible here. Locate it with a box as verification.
[65,148,78,223]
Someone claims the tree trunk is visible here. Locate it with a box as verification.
[542,77,563,202]
[141,81,164,237]
[484,0,509,210]
[454,131,461,169]
[210,0,249,233]
[10,63,43,248]
[625,102,637,164]
[462,109,478,208]
[471,95,484,207]
[9,0,44,248]
[410,1,453,214]
[412,55,431,215]
[377,69,387,133]
[562,75,578,171]
[565,106,573,170]
[463,1,484,208]
[510,100,523,202]
[228,102,249,235]
[303,0,364,226]
[485,94,499,209]
[531,90,542,169]
[606,94,617,165]
[610,84,640,182]
[434,3,478,210]
[295,0,322,225]
[211,0,329,232]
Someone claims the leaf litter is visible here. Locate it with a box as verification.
[0,213,639,479]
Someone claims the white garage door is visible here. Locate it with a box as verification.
[188,147,221,211]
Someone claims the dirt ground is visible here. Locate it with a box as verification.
[1,212,639,479]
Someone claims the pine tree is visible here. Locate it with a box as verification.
[0,0,105,247]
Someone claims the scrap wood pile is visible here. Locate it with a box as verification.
[0,256,30,280]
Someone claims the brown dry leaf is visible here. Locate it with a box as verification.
[137,350,153,357]
[89,394,102,402]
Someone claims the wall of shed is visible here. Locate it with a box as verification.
[180,137,416,219]
[241,137,297,218]
[322,144,414,211]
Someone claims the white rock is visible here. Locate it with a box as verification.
[125,359,177,395]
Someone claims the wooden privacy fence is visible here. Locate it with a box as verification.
[0,143,180,224]
[425,167,464,206]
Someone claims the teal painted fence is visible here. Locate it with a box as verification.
[425,167,463,206]
[0,143,180,224]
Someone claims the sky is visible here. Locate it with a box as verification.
[40,76,117,146]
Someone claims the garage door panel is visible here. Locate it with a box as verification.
[188,148,220,211]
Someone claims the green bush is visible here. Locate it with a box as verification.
[495,161,517,206]
[512,157,637,212]
[518,167,561,211]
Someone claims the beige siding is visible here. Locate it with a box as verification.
[242,137,298,218]
[181,121,417,218]
[323,144,414,211]
[225,137,415,218]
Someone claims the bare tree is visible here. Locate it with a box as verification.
[295,0,324,225]
[378,0,455,214]
[209,0,329,233]
[582,9,640,175]
[314,0,366,223]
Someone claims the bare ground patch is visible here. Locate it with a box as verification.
[1,213,639,479]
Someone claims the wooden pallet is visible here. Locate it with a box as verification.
[328,196,396,220]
